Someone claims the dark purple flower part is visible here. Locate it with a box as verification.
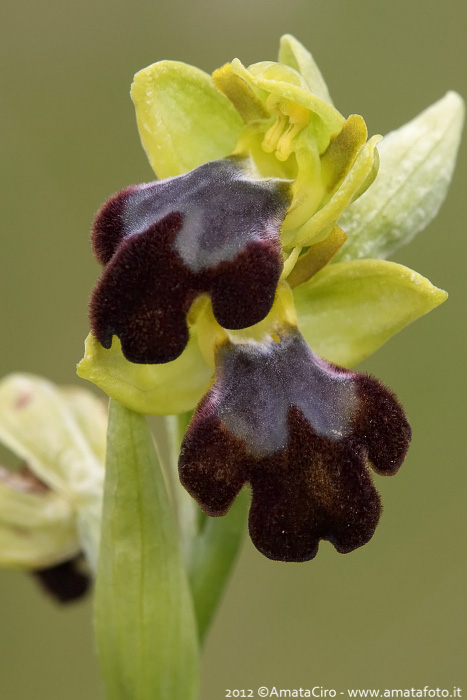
[33,556,91,603]
[90,158,291,364]
[179,328,411,562]
[0,465,91,602]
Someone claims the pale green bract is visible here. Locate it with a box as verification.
[95,401,199,700]
[336,91,465,261]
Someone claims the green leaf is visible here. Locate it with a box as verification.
[131,60,243,179]
[95,400,199,700]
[336,91,465,261]
[294,259,447,367]
[278,34,334,105]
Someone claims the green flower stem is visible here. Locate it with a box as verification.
[166,412,249,644]
[186,488,250,644]
[95,399,199,700]
[161,413,202,562]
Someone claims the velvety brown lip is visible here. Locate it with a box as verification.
[179,328,411,562]
[33,556,91,604]
[89,158,291,364]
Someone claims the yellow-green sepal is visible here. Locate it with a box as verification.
[278,34,334,105]
[77,332,213,415]
[131,60,243,179]
[293,259,447,367]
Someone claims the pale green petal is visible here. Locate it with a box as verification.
[283,134,381,248]
[75,492,102,574]
[212,63,269,122]
[230,59,343,137]
[320,115,368,197]
[60,386,107,464]
[281,130,324,232]
[294,259,447,367]
[131,61,243,179]
[0,470,78,569]
[0,521,79,570]
[336,91,465,261]
[287,226,347,287]
[0,374,103,498]
[278,34,333,105]
[77,332,213,416]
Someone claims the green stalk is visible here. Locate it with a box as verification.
[94,400,199,700]
[171,413,250,644]
[187,489,250,644]
[150,410,249,645]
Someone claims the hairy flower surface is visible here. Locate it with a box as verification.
[90,157,291,364]
[0,374,105,597]
[179,323,410,561]
[78,35,463,561]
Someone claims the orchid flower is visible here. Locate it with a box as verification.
[77,34,463,565]
[0,33,461,700]
[0,374,105,599]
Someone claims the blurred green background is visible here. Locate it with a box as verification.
[1,0,466,698]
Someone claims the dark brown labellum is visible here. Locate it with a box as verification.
[179,328,411,562]
[90,158,291,364]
